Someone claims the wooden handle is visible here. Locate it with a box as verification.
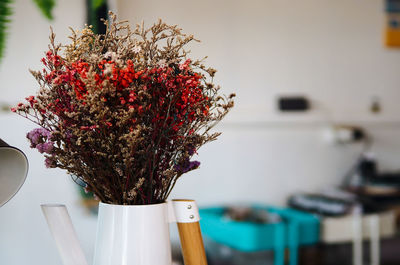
[177,221,208,265]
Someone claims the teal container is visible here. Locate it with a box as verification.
[199,207,285,265]
[199,206,320,265]
[256,206,320,245]
[255,206,320,265]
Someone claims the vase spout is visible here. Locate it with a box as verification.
[41,204,89,265]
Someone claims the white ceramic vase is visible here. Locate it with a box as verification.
[42,200,202,265]
[93,202,172,265]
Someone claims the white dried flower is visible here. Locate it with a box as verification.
[128,189,137,198]
[158,59,167,68]
[104,51,117,60]
[90,53,99,60]
[132,45,141,53]
[115,167,123,176]
[104,64,113,76]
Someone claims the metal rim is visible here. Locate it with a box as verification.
[0,143,29,207]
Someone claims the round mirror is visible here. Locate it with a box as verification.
[0,139,28,207]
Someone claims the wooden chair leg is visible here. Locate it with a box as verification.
[177,221,208,265]
[173,199,208,265]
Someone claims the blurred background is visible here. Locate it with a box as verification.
[1,0,400,265]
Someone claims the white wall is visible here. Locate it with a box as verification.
[1,1,400,265]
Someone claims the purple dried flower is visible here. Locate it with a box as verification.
[187,146,196,156]
[27,128,51,147]
[65,130,72,140]
[44,158,53,168]
[37,142,54,154]
[175,160,200,173]
[27,127,54,154]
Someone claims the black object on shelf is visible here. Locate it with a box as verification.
[278,96,309,112]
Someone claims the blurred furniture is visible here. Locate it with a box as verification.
[289,190,398,265]
[321,211,396,265]
[300,235,400,265]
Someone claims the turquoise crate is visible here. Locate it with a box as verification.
[199,207,285,265]
[255,206,320,245]
[255,206,320,265]
[199,206,320,265]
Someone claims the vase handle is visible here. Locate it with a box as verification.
[170,199,208,265]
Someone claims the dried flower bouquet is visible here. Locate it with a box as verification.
[13,13,235,205]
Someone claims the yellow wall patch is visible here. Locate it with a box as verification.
[385,13,400,47]
[385,0,400,47]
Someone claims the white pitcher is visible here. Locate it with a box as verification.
[41,200,206,265]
